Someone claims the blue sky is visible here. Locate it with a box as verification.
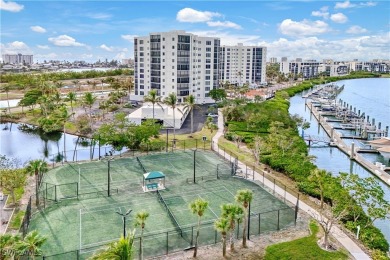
[1,0,389,62]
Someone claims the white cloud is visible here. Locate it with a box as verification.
[360,32,390,47]
[346,25,368,34]
[279,19,330,37]
[176,8,221,23]
[86,13,111,20]
[48,35,86,47]
[121,35,138,42]
[100,44,114,52]
[189,30,260,45]
[37,45,50,49]
[30,26,46,33]
[330,13,348,23]
[0,41,31,54]
[311,10,329,19]
[206,21,241,29]
[34,53,58,60]
[334,1,355,9]
[360,1,377,7]
[0,0,24,12]
[114,52,127,60]
[258,32,389,61]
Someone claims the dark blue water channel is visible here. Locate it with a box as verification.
[289,78,390,244]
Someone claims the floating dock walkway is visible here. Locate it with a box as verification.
[306,101,390,186]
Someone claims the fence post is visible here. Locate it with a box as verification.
[262,172,265,187]
[215,230,217,244]
[258,213,261,234]
[247,202,251,240]
[77,249,80,260]
[236,219,240,239]
[273,179,276,194]
[295,193,300,226]
[166,231,169,255]
[284,185,286,203]
[191,226,194,246]
[252,166,255,180]
[196,139,198,149]
[54,185,57,202]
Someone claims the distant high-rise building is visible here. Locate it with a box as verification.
[269,57,278,63]
[2,53,33,65]
[134,30,220,104]
[220,43,267,86]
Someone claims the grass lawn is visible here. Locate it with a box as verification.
[9,210,25,230]
[264,221,348,260]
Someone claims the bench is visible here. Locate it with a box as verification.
[146,183,158,190]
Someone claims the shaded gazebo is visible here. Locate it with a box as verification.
[142,171,166,192]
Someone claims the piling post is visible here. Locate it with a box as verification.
[330,128,334,141]
[350,142,355,159]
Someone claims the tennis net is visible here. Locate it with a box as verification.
[156,190,185,239]
[136,157,147,173]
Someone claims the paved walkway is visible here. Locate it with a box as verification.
[212,109,370,260]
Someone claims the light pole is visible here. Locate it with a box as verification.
[107,158,114,197]
[116,209,132,237]
[192,149,197,183]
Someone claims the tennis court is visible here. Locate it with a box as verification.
[28,150,296,259]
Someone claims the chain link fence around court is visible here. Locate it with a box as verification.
[20,142,303,259]
[31,204,296,260]
[46,138,213,168]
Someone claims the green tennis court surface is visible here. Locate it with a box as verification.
[28,150,295,259]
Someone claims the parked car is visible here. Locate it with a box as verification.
[207,113,218,118]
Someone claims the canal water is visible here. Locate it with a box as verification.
[0,123,117,164]
[289,78,390,244]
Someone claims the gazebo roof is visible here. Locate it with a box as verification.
[144,171,165,180]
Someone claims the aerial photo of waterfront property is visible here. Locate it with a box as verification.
[1,0,389,259]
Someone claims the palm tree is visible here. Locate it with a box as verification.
[235,189,253,248]
[134,211,149,260]
[72,79,80,91]
[26,159,48,206]
[91,232,135,260]
[164,93,180,141]
[214,218,230,257]
[57,106,73,162]
[1,85,11,113]
[221,203,243,252]
[67,91,77,116]
[15,230,46,260]
[189,198,209,257]
[82,92,97,121]
[1,233,21,259]
[143,89,162,120]
[183,95,198,135]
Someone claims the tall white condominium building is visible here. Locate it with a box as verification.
[280,58,320,79]
[134,31,220,104]
[220,43,267,86]
[2,54,33,65]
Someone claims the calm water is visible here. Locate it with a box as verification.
[0,123,116,164]
[289,78,390,244]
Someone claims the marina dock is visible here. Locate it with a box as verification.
[306,101,390,186]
